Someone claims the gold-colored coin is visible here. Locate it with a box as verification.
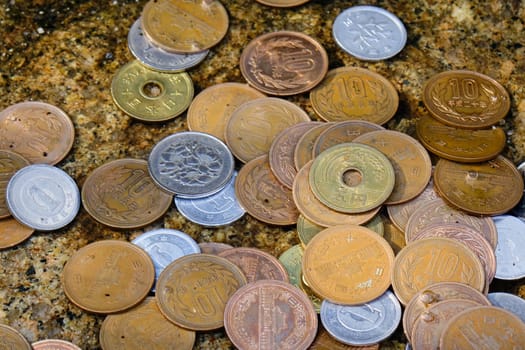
[381,214,406,255]
[141,0,229,53]
[422,70,510,129]
[293,122,333,171]
[111,60,194,122]
[434,156,523,215]
[302,224,394,305]
[0,217,34,249]
[310,67,398,124]
[309,143,395,213]
[0,324,31,349]
[297,215,324,249]
[0,150,30,218]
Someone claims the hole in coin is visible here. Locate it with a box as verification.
[43,152,48,157]
[142,81,163,98]
[342,168,363,187]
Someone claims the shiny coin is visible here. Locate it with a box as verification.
[0,217,34,249]
[224,279,318,350]
[62,240,155,313]
[0,324,31,349]
[423,70,510,129]
[240,31,328,96]
[0,101,74,164]
[309,327,379,350]
[0,150,30,218]
[32,339,82,350]
[487,292,525,323]
[82,158,173,229]
[293,122,332,171]
[6,164,80,231]
[255,0,311,7]
[493,215,525,280]
[198,241,233,255]
[111,60,194,122]
[332,5,407,60]
[148,131,234,198]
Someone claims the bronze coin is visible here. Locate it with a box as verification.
[0,217,34,249]
[198,241,234,255]
[32,339,82,350]
[62,240,155,314]
[0,324,32,349]
[0,150,30,218]
[255,0,311,7]
[240,31,328,96]
[0,101,75,165]
[81,158,173,229]
[293,122,333,171]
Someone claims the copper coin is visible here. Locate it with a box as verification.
[422,70,510,129]
[0,324,31,349]
[156,253,247,331]
[218,247,289,283]
[0,101,75,164]
[32,339,82,350]
[235,155,299,225]
[81,159,173,229]
[381,214,406,255]
[0,150,30,218]
[255,0,311,7]
[433,156,523,216]
[224,279,318,350]
[293,122,332,171]
[309,327,379,350]
[62,240,155,314]
[198,241,234,255]
[0,217,34,249]
[310,67,398,124]
[99,297,195,350]
[240,31,328,96]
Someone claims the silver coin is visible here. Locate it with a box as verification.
[174,171,245,226]
[332,5,407,61]
[487,292,525,323]
[128,18,208,73]
[493,215,525,280]
[511,162,525,220]
[320,290,401,346]
[6,164,80,231]
[148,131,235,198]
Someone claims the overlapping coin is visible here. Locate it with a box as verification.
[0,150,30,218]
[0,217,34,249]
[31,339,82,350]
[0,324,32,349]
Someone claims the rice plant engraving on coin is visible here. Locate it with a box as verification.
[0,150,30,219]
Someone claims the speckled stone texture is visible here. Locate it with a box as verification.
[0,0,524,349]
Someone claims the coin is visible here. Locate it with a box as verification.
[198,241,233,255]
[309,327,380,350]
[293,122,332,171]
[487,292,525,323]
[0,217,34,249]
[0,150,30,218]
[511,161,525,219]
[493,215,525,280]
[82,158,173,229]
[0,101,75,164]
[0,324,32,349]
[309,143,395,213]
[225,97,311,163]
[310,67,398,124]
[141,0,229,53]
[332,5,407,60]
[156,254,247,330]
[6,164,80,231]
[111,60,194,122]
[255,0,311,7]
[240,31,328,96]
[224,279,318,350]
[99,297,195,350]
[381,214,406,255]
[32,339,82,350]
[296,215,324,249]
[62,240,155,313]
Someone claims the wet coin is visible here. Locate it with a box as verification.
[62,240,155,313]
[225,97,311,163]
[148,131,235,198]
[198,241,233,255]
[309,327,379,350]
[0,101,74,164]
[99,297,195,350]
[0,324,32,349]
[240,31,328,96]
[255,0,310,7]
[422,70,510,129]
[6,164,80,231]
[309,143,395,213]
[111,60,194,122]
[310,67,398,124]
[32,339,82,350]
[0,217,34,249]
[141,0,229,53]
[82,159,173,229]
[224,279,318,350]
[487,292,525,323]
[156,254,247,330]
[0,150,30,218]
[493,215,525,280]
[381,214,406,255]
[293,122,332,171]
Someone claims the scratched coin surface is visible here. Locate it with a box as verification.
[0,324,32,349]
[240,31,328,96]
[0,217,34,249]
[0,101,75,164]
[32,339,82,350]
[62,240,155,314]
[293,122,332,171]
[0,150,30,218]
[224,279,318,350]
[82,159,173,229]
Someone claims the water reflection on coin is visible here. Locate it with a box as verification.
[0,324,32,350]
[32,339,82,350]
[0,150,30,218]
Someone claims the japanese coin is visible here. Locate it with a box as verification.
[82,159,173,229]
[32,339,82,350]
[111,60,194,122]
[240,31,328,96]
[493,215,525,280]
[0,324,31,349]
[293,122,332,171]
[255,0,310,7]
[198,241,233,255]
[511,161,525,219]
[0,217,34,249]
[0,101,74,164]
[309,327,379,350]
[487,292,525,323]
[6,164,80,231]
[422,70,510,129]
[381,214,406,255]
[296,215,324,249]
[0,150,30,218]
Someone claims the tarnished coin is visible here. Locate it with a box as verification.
[310,67,398,124]
[493,215,525,280]
[0,150,30,218]
[309,143,395,213]
[198,241,233,255]
[225,97,311,163]
[303,224,395,305]
[255,0,310,8]
[294,122,332,171]
[240,31,328,96]
[82,159,173,229]
[224,279,318,350]
[296,215,324,249]
[62,240,155,313]
[0,217,34,249]
[141,0,229,53]
[111,60,194,122]
[309,327,380,350]
[381,214,406,255]
[423,70,510,129]
[434,156,523,215]
[99,297,195,350]
[487,292,525,323]
[32,339,82,350]
[235,155,299,225]
[333,5,407,60]
[6,164,80,231]
[0,101,74,164]
[156,254,246,330]
[148,131,235,198]
[0,324,31,349]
